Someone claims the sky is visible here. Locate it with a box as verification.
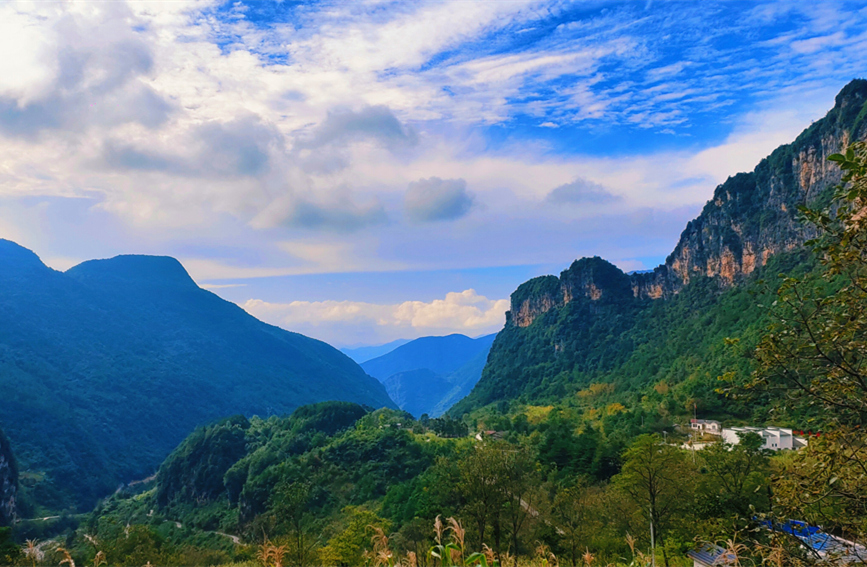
[1,0,867,347]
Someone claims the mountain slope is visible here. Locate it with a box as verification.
[382,369,452,419]
[361,334,495,381]
[0,428,16,527]
[341,339,410,363]
[362,334,496,417]
[452,79,867,416]
[0,244,395,511]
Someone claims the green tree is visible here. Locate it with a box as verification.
[614,435,695,567]
[740,141,867,561]
[696,432,770,518]
[319,507,389,567]
[500,445,540,565]
[273,481,316,567]
[551,482,603,567]
[454,442,511,554]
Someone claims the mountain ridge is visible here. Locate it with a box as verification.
[0,243,395,511]
[362,333,496,417]
[452,78,867,415]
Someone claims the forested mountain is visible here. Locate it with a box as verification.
[0,428,16,527]
[362,334,496,417]
[452,78,867,417]
[0,245,395,512]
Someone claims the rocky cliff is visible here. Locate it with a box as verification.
[0,429,17,526]
[450,79,867,416]
[509,79,867,328]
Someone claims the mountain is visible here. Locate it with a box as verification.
[340,339,411,364]
[0,244,395,512]
[0,428,16,526]
[452,78,867,416]
[361,334,496,417]
[382,369,452,418]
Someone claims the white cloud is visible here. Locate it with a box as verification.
[242,289,509,346]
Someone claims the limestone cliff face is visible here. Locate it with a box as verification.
[507,79,867,327]
[0,429,17,526]
[507,257,635,327]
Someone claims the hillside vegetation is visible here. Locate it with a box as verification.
[0,248,394,513]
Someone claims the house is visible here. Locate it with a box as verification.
[690,419,722,435]
[474,430,505,442]
[687,543,734,566]
[722,426,796,451]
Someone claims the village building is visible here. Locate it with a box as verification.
[690,419,722,435]
[722,426,808,451]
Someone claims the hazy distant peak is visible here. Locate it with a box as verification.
[66,254,197,289]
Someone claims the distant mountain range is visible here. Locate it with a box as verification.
[452,78,867,417]
[0,242,395,512]
[340,339,411,364]
[361,334,496,417]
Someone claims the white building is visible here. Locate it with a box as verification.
[722,426,795,451]
[690,419,721,435]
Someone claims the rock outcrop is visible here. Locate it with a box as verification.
[507,79,867,328]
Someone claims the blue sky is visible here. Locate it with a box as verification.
[0,0,866,346]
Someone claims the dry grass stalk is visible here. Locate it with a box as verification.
[257,537,288,567]
[369,526,394,567]
[407,550,418,567]
[93,551,106,567]
[535,542,556,567]
[56,546,75,567]
[448,517,465,550]
[721,538,750,567]
[23,539,43,567]
[634,550,651,567]
[625,533,637,558]
[434,515,445,546]
[761,544,786,567]
[482,544,497,566]
[581,548,594,567]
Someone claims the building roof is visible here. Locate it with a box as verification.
[760,520,867,563]
[687,543,733,566]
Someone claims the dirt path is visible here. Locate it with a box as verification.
[215,531,242,545]
[166,519,242,545]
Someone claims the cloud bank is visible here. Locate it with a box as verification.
[243,289,509,346]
